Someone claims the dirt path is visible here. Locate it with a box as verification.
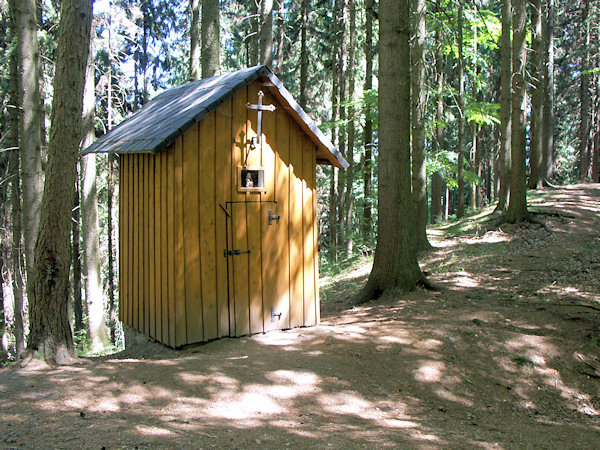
[2,185,599,448]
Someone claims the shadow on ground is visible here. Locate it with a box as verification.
[1,185,599,448]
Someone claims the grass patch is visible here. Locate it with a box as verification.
[320,253,372,279]
[511,355,536,368]
[583,242,600,251]
[432,207,501,237]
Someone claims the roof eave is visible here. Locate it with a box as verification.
[259,72,348,170]
[80,65,349,170]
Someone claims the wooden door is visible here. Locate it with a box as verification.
[226,200,289,337]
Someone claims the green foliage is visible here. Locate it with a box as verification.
[427,150,481,190]
[320,252,370,279]
[465,101,500,126]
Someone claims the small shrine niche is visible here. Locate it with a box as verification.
[238,166,265,192]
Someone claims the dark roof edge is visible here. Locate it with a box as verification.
[81,65,348,170]
[81,68,267,156]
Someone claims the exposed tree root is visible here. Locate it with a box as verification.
[563,303,600,312]
[418,274,445,292]
[353,272,443,305]
[542,180,562,189]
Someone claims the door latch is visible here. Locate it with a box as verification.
[268,209,281,225]
[224,249,251,257]
[271,307,282,322]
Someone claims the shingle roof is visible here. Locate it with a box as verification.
[81,65,348,169]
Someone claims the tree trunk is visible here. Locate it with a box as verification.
[29,0,93,364]
[344,0,356,256]
[505,0,529,223]
[328,0,339,260]
[12,0,44,308]
[471,124,480,209]
[411,0,431,250]
[7,6,26,358]
[81,43,110,352]
[357,0,424,301]
[276,0,285,73]
[456,2,465,219]
[249,0,259,66]
[578,0,591,182]
[107,153,117,343]
[299,0,308,109]
[496,0,511,212]
[431,0,445,224]
[141,3,150,105]
[72,177,84,334]
[9,109,26,360]
[106,6,117,344]
[189,0,201,80]
[260,0,273,66]
[470,23,479,211]
[335,0,347,252]
[593,67,600,182]
[528,0,543,189]
[362,0,374,240]
[201,0,220,77]
[541,0,554,182]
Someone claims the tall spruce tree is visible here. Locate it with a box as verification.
[505,0,529,222]
[496,0,511,211]
[189,0,200,80]
[541,0,555,183]
[357,0,427,302]
[202,0,220,77]
[528,0,543,188]
[456,2,466,218]
[29,0,93,364]
[81,40,110,352]
[411,0,431,250]
[12,0,43,307]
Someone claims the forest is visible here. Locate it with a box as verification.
[0,0,599,446]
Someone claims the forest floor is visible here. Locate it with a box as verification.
[2,184,600,449]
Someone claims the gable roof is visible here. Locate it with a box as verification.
[81,65,348,169]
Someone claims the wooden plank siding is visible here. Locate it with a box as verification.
[261,90,289,332]
[289,121,304,329]
[231,86,250,337]
[246,82,264,336]
[183,123,203,343]
[174,136,187,346]
[118,81,321,347]
[118,156,127,325]
[199,111,218,341]
[215,101,232,338]
[302,137,317,326]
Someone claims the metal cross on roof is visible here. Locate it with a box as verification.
[247,90,276,149]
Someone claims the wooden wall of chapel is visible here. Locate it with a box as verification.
[119,82,320,347]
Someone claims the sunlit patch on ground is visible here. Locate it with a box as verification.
[1,186,599,448]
